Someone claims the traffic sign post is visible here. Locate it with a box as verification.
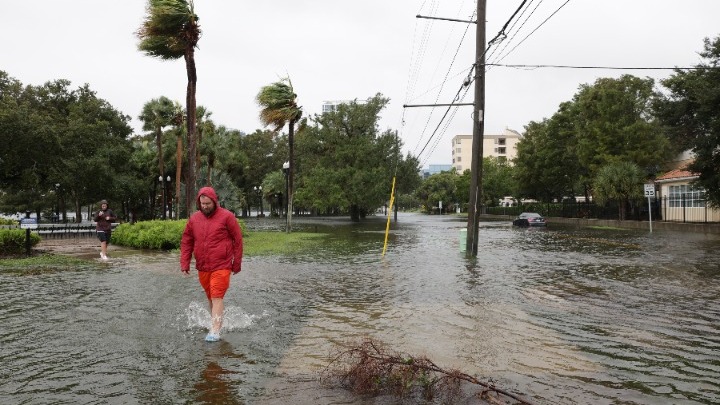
[644,184,655,233]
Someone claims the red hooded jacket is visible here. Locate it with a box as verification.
[180,187,243,273]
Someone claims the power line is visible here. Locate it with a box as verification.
[493,0,572,65]
[485,63,712,70]
[486,0,542,65]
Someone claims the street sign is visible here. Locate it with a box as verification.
[644,184,655,197]
[20,218,38,229]
[644,184,655,233]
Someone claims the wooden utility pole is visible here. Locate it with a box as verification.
[465,0,486,257]
[410,5,486,257]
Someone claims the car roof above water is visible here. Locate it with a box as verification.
[518,212,543,218]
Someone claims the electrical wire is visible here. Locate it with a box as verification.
[485,63,711,70]
[492,0,572,65]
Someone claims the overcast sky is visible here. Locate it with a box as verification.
[3,1,719,168]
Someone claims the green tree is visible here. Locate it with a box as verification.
[296,95,401,221]
[482,157,516,206]
[456,169,472,212]
[63,84,134,220]
[0,76,133,220]
[593,161,644,220]
[256,77,303,230]
[415,171,458,214]
[656,35,720,207]
[514,75,672,204]
[392,153,422,216]
[262,170,287,216]
[573,75,672,177]
[0,72,60,204]
[137,0,201,218]
[514,102,583,202]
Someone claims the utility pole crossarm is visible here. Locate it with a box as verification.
[416,14,476,24]
[403,103,474,108]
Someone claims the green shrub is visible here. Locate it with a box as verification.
[112,219,247,250]
[0,229,40,255]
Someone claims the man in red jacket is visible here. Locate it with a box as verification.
[181,186,243,342]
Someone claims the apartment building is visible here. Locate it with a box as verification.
[451,128,523,172]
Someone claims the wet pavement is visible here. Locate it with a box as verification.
[1,213,719,404]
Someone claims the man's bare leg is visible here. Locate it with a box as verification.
[209,298,224,333]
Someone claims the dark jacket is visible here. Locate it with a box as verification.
[94,201,116,232]
[180,187,243,273]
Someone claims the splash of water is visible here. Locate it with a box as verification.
[183,301,268,331]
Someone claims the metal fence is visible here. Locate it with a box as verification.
[487,195,720,224]
[1,223,99,238]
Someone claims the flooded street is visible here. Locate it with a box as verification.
[1,213,719,404]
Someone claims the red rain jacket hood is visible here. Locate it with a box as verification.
[180,187,243,273]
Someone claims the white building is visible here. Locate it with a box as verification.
[451,128,522,173]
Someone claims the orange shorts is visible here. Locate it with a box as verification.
[198,269,231,299]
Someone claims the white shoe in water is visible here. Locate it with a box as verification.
[100,253,108,260]
[205,332,220,342]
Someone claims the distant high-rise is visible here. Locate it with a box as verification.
[321,98,369,113]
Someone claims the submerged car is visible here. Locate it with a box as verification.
[512,212,547,227]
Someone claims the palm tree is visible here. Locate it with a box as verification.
[137,0,201,218]
[256,77,302,231]
[139,96,175,179]
[593,161,644,220]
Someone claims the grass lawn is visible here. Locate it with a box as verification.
[0,230,329,272]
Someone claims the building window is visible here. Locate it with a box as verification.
[456,147,461,153]
[669,184,706,207]
[496,147,506,154]
[457,156,461,162]
[498,138,506,146]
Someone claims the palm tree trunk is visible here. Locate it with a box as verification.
[176,135,183,218]
[157,126,164,178]
[184,49,197,218]
[287,120,295,232]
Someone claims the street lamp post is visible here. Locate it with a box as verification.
[54,183,60,223]
[282,161,290,231]
[253,185,264,217]
[165,175,172,220]
[158,176,166,220]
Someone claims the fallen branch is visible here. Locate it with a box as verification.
[320,337,536,405]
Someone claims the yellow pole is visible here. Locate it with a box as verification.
[382,177,397,257]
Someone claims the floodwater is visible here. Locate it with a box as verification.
[1,213,719,404]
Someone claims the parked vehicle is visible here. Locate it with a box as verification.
[512,212,547,227]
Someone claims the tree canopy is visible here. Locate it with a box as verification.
[0,72,134,220]
[514,74,674,202]
[656,35,720,208]
[295,94,417,221]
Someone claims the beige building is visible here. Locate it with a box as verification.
[655,159,720,223]
[451,128,523,172]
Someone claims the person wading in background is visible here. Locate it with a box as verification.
[180,186,243,342]
[94,200,117,260]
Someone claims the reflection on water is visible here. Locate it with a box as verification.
[0,213,718,404]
